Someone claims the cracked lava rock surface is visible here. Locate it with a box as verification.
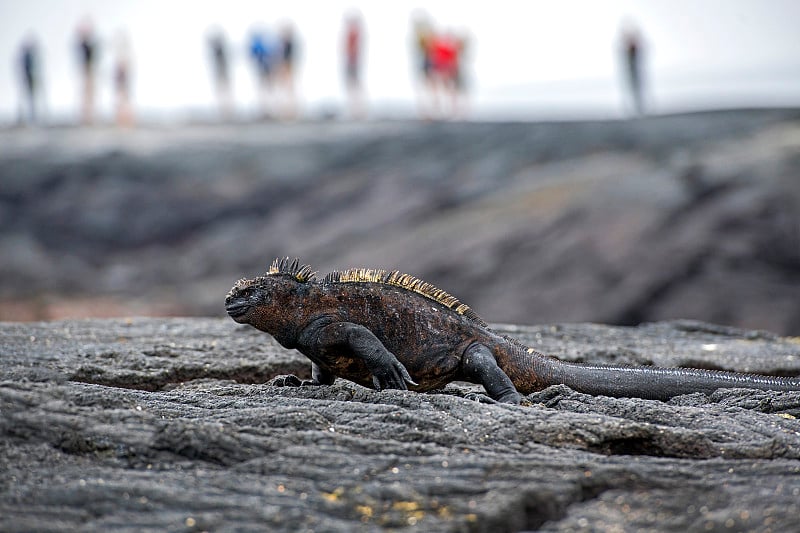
[2,318,800,531]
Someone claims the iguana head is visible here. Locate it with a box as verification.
[225,258,316,329]
[225,277,270,324]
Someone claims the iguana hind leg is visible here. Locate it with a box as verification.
[462,343,522,404]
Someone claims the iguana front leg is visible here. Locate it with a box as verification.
[299,320,417,391]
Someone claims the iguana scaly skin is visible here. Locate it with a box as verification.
[225,258,800,404]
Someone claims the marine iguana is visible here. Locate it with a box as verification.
[225,257,800,404]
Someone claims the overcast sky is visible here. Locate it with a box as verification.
[2,0,799,123]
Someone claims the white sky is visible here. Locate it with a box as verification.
[1,0,799,123]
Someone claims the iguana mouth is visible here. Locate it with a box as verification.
[225,303,249,318]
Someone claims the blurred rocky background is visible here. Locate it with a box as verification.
[2,108,800,334]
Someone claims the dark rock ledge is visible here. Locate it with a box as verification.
[2,318,800,532]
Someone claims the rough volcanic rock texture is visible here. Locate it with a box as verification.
[2,318,800,531]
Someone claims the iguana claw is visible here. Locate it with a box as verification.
[371,362,418,391]
[269,374,304,387]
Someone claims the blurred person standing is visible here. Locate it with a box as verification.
[430,30,467,119]
[342,11,365,119]
[249,28,276,119]
[208,28,233,120]
[411,12,435,119]
[277,22,298,119]
[76,19,98,125]
[452,32,470,118]
[619,20,646,117]
[18,34,41,125]
[113,31,134,127]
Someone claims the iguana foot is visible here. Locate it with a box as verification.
[371,360,418,391]
[497,391,524,404]
[269,374,320,387]
[464,392,498,404]
[464,391,525,405]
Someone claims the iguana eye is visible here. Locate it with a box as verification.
[240,288,253,298]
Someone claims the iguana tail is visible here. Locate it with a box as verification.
[546,360,800,400]
[507,342,800,400]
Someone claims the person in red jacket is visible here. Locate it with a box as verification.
[343,11,366,119]
[431,31,467,118]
